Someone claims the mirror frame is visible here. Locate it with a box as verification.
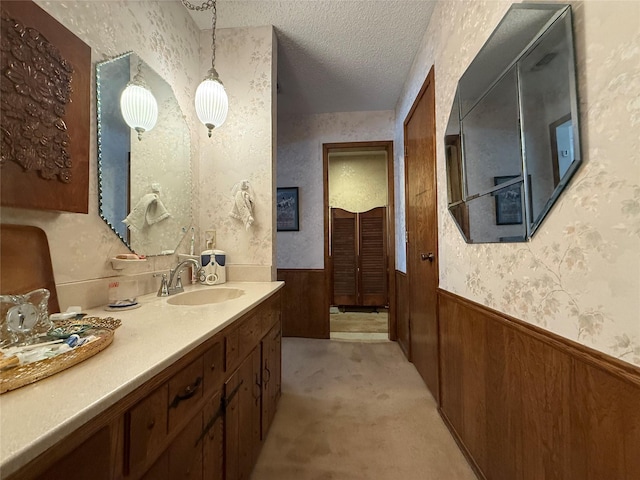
[445,3,582,243]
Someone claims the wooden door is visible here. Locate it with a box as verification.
[331,208,357,305]
[404,66,439,398]
[359,207,387,306]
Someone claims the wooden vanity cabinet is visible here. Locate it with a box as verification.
[9,291,281,480]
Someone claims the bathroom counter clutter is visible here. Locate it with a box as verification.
[0,281,283,479]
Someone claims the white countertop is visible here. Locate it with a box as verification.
[0,281,284,478]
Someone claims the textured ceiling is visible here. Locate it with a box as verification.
[187,1,436,115]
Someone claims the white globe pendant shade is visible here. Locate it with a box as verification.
[195,76,228,137]
[120,83,158,141]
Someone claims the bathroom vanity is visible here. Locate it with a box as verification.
[0,282,283,480]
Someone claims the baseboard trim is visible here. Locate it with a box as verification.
[438,407,487,480]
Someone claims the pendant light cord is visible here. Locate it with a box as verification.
[181,0,218,71]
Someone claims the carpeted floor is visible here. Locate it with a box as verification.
[251,338,477,480]
[330,311,388,333]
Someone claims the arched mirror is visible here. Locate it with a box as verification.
[445,4,581,243]
[96,52,192,255]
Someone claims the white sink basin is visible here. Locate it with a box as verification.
[166,287,245,306]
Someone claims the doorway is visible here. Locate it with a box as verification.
[323,141,396,341]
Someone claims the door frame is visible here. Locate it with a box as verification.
[322,141,397,340]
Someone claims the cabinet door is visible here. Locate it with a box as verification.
[239,347,262,477]
[261,322,282,439]
[224,367,241,480]
[168,412,203,480]
[127,384,168,475]
[225,348,262,480]
[202,392,224,480]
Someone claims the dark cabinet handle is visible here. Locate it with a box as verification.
[196,400,224,446]
[224,379,244,408]
[264,366,271,384]
[254,373,262,405]
[169,376,202,409]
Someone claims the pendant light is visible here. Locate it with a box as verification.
[182,0,229,137]
[120,59,158,141]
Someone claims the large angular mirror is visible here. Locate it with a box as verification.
[96,52,192,256]
[445,4,581,243]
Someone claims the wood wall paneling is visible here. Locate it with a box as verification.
[438,289,640,480]
[277,269,328,339]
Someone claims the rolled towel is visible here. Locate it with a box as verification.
[123,193,170,231]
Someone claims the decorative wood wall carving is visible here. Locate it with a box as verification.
[0,1,90,213]
[1,16,73,182]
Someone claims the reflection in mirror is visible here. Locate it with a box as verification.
[519,12,580,230]
[97,52,192,256]
[444,4,580,243]
[445,92,464,205]
[462,66,522,198]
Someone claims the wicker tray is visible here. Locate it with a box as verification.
[0,317,121,394]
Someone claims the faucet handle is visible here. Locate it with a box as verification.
[153,273,170,297]
[174,273,185,294]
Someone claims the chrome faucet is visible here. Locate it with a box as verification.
[158,258,201,297]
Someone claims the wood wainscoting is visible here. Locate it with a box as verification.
[395,271,410,359]
[277,269,328,339]
[438,289,640,480]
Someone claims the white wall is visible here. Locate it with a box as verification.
[277,111,394,269]
[394,0,640,366]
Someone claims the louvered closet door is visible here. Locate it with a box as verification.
[331,208,357,305]
[359,207,387,306]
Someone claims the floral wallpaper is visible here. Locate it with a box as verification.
[197,26,276,281]
[394,0,640,366]
[329,153,388,213]
[277,111,395,269]
[1,2,278,305]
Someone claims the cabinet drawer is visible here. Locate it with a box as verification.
[239,313,261,357]
[128,384,168,475]
[225,327,239,371]
[203,338,224,396]
[168,357,204,432]
[260,295,279,337]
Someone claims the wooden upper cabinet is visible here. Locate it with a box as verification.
[331,207,387,307]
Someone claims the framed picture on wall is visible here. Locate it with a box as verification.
[277,187,299,231]
[493,175,523,225]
